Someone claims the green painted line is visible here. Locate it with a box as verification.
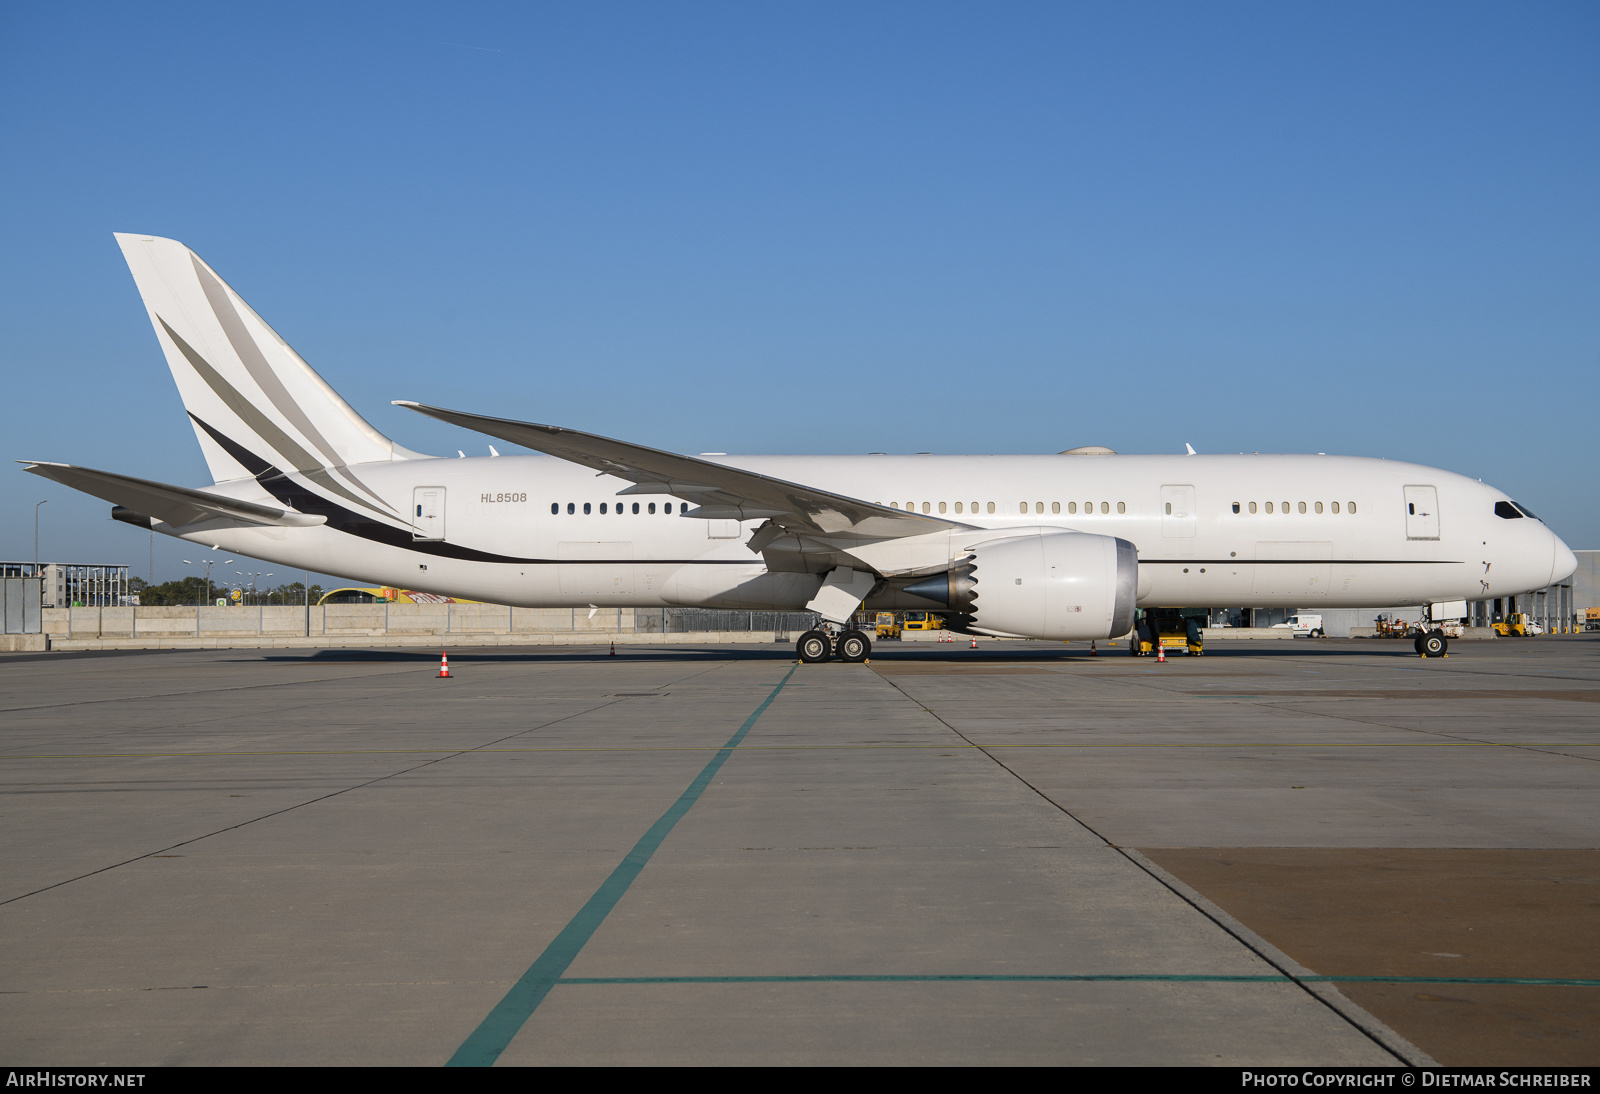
[558,974,1290,984]
[446,665,799,1068]
[10,741,1597,761]
[1305,976,1600,987]
[550,973,1600,988]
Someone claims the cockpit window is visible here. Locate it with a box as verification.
[1512,501,1540,520]
[1495,501,1522,519]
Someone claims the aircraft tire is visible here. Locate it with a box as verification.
[797,630,833,663]
[836,630,871,663]
[1421,633,1448,658]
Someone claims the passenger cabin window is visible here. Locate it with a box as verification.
[1265,502,1273,514]
[1052,502,1060,514]
[1249,502,1257,514]
[954,502,963,513]
[567,502,575,514]
[600,503,608,514]
[583,503,591,514]
[1232,502,1240,514]
[987,502,995,514]
[1068,502,1077,514]
[551,503,559,514]
[632,502,640,514]
[648,502,656,514]
[1315,501,1323,514]
[1100,502,1109,514]
[1331,502,1339,514]
[1349,501,1357,514]
[1118,502,1125,514]
[1298,501,1307,514]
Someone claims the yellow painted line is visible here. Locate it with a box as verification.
[3,741,1598,760]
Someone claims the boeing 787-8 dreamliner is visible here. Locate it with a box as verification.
[23,235,1578,662]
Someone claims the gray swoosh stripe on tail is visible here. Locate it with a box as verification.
[192,256,395,513]
[158,316,396,519]
[158,315,325,475]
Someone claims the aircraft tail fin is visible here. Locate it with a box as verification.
[114,234,425,484]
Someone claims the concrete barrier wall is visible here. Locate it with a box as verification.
[36,604,681,650]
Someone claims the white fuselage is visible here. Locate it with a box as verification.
[173,451,1571,614]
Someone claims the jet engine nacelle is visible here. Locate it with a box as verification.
[905,530,1138,640]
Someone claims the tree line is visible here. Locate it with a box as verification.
[126,578,325,606]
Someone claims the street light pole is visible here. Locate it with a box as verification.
[183,558,234,607]
[34,500,46,575]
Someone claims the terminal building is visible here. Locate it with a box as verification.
[0,562,132,608]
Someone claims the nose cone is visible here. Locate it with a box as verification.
[1552,532,1578,586]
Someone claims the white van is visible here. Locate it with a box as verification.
[1271,614,1325,637]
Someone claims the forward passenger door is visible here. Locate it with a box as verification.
[1404,486,1439,540]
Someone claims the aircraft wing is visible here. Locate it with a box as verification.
[21,462,328,529]
[394,402,967,539]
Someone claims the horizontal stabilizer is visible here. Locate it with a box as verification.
[393,401,964,539]
[21,462,327,529]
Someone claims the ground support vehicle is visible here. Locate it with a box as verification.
[1493,612,1534,638]
[901,611,946,632]
[1131,608,1206,656]
[873,612,901,640]
[1271,613,1326,638]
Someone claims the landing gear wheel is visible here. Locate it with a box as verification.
[797,630,833,663]
[1421,632,1448,658]
[835,630,871,663]
[1413,634,1426,656]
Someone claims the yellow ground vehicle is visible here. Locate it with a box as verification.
[1131,608,1205,656]
[1493,612,1533,637]
[873,612,902,639]
[1586,607,1600,633]
[319,586,471,605]
[901,610,946,631]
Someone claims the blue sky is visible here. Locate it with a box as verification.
[2,1,1596,584]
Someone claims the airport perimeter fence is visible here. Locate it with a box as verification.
[662,608,821,635]
[30,602,828,651]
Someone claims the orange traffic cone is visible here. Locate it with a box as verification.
[1156,642,1166,663]
[609,640,616,656]
[1090,641,1098,656]
[438,650,452,678]
[970,635,978,649]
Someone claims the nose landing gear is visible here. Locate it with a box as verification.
[1415,630,1449,658]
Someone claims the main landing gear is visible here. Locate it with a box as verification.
[797,628,872,664]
